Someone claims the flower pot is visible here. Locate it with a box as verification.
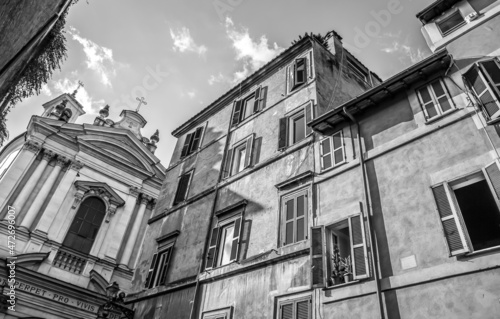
[344,274,352,283]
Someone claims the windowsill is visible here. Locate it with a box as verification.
[279,133,313,152]
[424,108,459,125]
[486,117,500,125]
[462,245,500,258]
[320,160,347,174]
[323,279,361,291]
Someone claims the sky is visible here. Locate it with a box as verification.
[4,0,436,165]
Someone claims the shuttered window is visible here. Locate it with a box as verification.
[278,101,314,150]
[463,59,500,122]
[417,78,454,120]
[180,126,204,158]
[231,86,266,127]
[145,246,173,289]
[320,131,345,170]
[288,58,308,93]
[202,307,232,319]
[281,189,308,247]
[223,134,255,179]
[173,171,192,205]
[432,161,500,255]
[437,11,466,36]
[205,215,243,270]
[278,296,311,319]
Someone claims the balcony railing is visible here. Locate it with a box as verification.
[53,248,87,274]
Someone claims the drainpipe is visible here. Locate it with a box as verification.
[342,107,385,319]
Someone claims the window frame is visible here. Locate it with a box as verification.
[146,244,173,289]
[201,306,233,319]
[223,134,255,179]
[319,130,345,171]
[241,92,256,121]
[180,125,205,159]
[287,56,309,94]
[231,141,248,176]
[172,170,193,206]
[278,101,314,150]
[276,294,311,319]
[346,56,370,85]
[280,187,309,247]
[230,86,265,127]
[416,78,455,121]
[436,10,466,37]
[288,109,306,146]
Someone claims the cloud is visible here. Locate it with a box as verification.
[208,73,227,85]
[52,78,104,114]
[187,90,196,98]
[40,84,52,97]
[67,27,125,87]
[170,27,207,56]
[381,39,427,64]
[225,17,284,83]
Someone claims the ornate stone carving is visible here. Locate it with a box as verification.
[23,140,42,154]
[147,199,157,210]
[70,160,84,171]
[72,181,125,222]
[72,191,85,209]
[129,187,140,198]
[139,195,152,206]
[41,150,55,161]
[105,205,118,223]
[55,156,68,167]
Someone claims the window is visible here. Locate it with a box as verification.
[222,135,254,179]
[173,171,192,205]
[231,86,266,126]
[417,78,454,120]
[310,215,369,288]
[288,57,308,93]
[470,0,497,13]
[281,189,308,247]
[62,197,106,255]
[180,126,204,158]
[464,59,500,122]
[145,246,173,288]
[347,57,370,85]
[320,131,345,170]
[277,296,311,319]
[202,307,232,319]
[431,161,500,255]
[205,212,243,270]
[437,11,466,36]
[278,101,314,150]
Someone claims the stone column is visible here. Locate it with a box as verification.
[20,155,67,229]
[34,160,83,235]
[12,149,54,212]
[0,141,42,211]
[99,187,139,262]
[120,195,151,267]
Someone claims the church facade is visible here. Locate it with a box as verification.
[0,90,165,318]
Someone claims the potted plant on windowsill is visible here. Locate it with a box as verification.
[341,256,353,283]
[330,245,345,285]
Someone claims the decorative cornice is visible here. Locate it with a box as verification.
[139,194,153,206]
[73,181,126,223]
[147,199,156,210]
[69,160,84,171]
[23,140,42,154]
[55,156,68,167]
[129,187,140,197]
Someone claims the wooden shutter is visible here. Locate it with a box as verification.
[332,131,345,166]
[180,133,193,158]
[231,100,243,126]
[294,58,307,87]
[254,86,266,111]
[479,60,500,119]
[145,253,158,288]
[280,302,293,319]
[190,127,204,153]
[278,117,288,150]
[463,65,500,119]
[173,172,191,205]
[158,248,172,285]
[296,299,310,319]
[349,214,369,279]
[244,134,254,168]
[229,217,242,261]
[253,86,262,113]
[305,101,313,136]
[432,184,470,256]
[311,226,325,288]
[288,66,294,93]
[222,148,233,179]
[484,161,500,200]
[205,226,220,270]
[320,137,333,170]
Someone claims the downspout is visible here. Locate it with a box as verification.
[189,113,235,319]
[342,107,385,319]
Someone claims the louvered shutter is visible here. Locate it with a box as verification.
[463,65,500,120]
[484,161,500,200]
[320,137,333,170]
[280,302,293,319]
[255,86,266,111]
[180,133,193,158]
[253,86,262,113]
[173,172,191,205]
[295,58,307,87]
[244,134,254,168]
[229,217,242,261]
[288,66,294,93]
[222,148,233,179]
[479,60,500,119]
[432,184,470,256]
[278,118,288,150]
[305,101,313,136]
[296,300,310,319]
[145,253,158,288]
[190,127,204,153]
[158,248,172,285]
[205,226,220,270]
[349,214,369,279]
[231,100,243,126]
[332,131,345,165]
[311,226,325,288]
